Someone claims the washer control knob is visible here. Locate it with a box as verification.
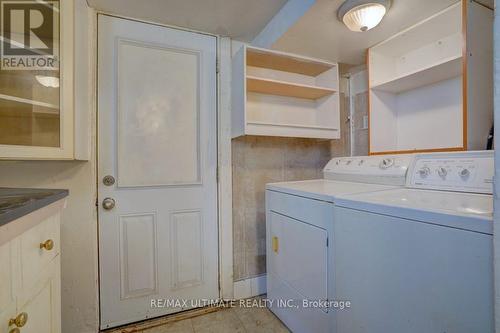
[379,158,394,169]
[418,167,431,178]
[437,167,447,179]
[459,168,470,180]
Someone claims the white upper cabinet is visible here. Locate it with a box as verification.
[232,45,340,140]
[0,0,91,160]
[368,0,493,154]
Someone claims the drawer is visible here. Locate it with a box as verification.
[19,213,60,290]
[266,190,333,229]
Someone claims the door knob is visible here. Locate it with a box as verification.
[102,197,116,210]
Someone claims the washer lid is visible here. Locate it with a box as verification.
[266,179,395,202]
[335,188,492,234]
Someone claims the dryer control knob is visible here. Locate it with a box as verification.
[379,158,394,169]
[418,167,431,178]
[437,167,447,179]
[459,168,470,180]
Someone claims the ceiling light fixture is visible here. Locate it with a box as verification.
[337,0,391,32]
[35,75,60,88]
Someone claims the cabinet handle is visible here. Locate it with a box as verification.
[9,312,28,328]
[39,239,54,251]
[272,236,279,253]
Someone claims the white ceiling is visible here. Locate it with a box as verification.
[86,0,288,41]
[273,0,489,65]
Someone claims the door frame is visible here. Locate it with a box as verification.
[92,12,234,323]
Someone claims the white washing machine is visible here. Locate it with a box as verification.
[265,154,414,333]
[333,151,494,333]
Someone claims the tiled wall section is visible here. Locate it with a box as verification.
[332,89,350,156]
[232,136,331,280]
[352,92,369,156]
[232,91,351,281]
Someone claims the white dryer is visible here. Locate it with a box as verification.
[333,151,494,333]
[265,154,414,333]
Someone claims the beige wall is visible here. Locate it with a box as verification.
[493,4,499,332]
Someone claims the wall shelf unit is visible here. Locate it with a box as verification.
[232,45,340,139]
[368,0,493,154]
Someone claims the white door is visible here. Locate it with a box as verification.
[98,15,218,329]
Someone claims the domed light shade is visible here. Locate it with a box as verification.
[35,75,60,88]
[338,0,391,32]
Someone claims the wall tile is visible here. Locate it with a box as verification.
[232,136,335,280]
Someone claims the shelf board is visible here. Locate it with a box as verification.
[371,56,462,93]
[0,93,59,115]
[246,121,338,139]
[246,76,335,100]
[247,47,335,76]
[247,121,336,131]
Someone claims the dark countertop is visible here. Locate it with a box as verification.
[0,188,69,227]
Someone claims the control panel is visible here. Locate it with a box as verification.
[407,151,493,194]
[323,154,414,185]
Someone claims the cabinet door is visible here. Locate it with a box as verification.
[0,0,74,159]
[0,241,16,333]
[269,212,328,302]
[16,256,60,333]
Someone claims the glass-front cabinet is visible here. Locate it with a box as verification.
[0,0,88,160]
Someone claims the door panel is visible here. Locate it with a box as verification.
[170,210,203,290]
[119,213,158,299]
[98,15,218,329]
[116,40,201,186]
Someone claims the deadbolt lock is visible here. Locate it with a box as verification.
[103,175,115,186]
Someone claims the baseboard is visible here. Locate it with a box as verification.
[233,275,267,300]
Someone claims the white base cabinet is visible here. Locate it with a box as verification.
[0,212,61,333]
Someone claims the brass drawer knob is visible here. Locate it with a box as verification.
[9,312,28,327]
[40,239,54,251]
